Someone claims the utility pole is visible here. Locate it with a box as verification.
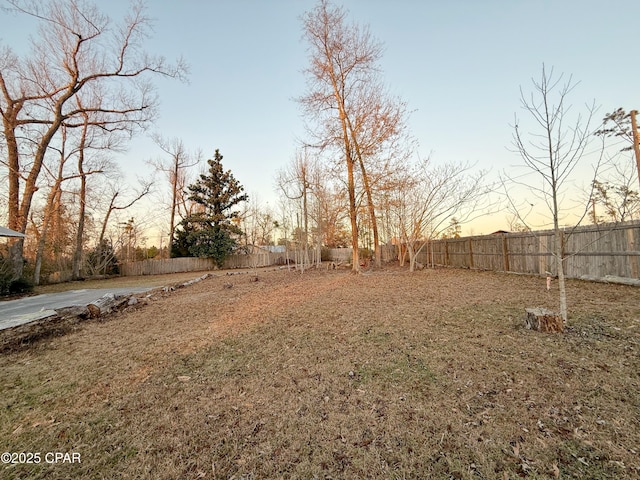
[631,110,640,188]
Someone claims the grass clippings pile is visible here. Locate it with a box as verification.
[1,267,639,479]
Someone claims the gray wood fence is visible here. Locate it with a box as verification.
[117,221,640,282]
[414,220,640,281]
[119,252,288,276]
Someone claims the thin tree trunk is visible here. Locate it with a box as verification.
[302,169,310,269]
[32,219,49,285]
[346,115,381,269]
[346,155,360,272]
[336,110,359,272]
[33,181,63,285]
[358,157,381,268]
[327,44,359,271]
[408,243,416,272]
[72,113,90,280]
[33,125,70,286]
[555,226,568,322]
[169,162,178,257]
[72,171,87,279]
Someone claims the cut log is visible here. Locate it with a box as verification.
[87,293,128,318]
[525,307,564,333]
[54,305,90,319]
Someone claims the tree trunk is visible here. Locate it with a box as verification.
[398,242,407,267]
[34,142,68,286]
[72,114,90,280]
[407,243,416,272]
[302,167,310,270]
[347,116,381,269]
[556,229,568,322]
[169,162,178,257]
[71,112,89,280]
[358,158,381,268]
[33,231,47,287]
[551,158,568,322]
[72,172,87,280]
[347,156,360,272]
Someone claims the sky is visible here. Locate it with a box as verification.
[2,0,639,240]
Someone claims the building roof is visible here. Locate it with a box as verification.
[0,226,25,238]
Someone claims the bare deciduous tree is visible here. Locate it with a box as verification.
[96,177,152,251]
[148,135,200,257]
[0,0,187,278]
[393,157,489,272]
[31,122,105,285]
[276,149,315,271]
[299,0,408,272]
[508,65,599,323]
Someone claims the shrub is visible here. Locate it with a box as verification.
[0,254,33,296]
[0,255,12,296]
[9,277,33,294]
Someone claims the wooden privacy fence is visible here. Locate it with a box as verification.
[120,257,216,276]
[326,248,353,263]
[419,220,640,281]
[119,252,287,276]
[222,252,286,269]
[118,221,640,282]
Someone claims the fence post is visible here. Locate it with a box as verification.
[444,239,449,266]
[627,228,639,278]
[468,238,474,269]
[502,234,510,272]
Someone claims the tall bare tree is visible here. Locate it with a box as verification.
[70,107,117,280]
[31,122,105,284]
[509,65,598,323]
[0,0,187,279]
[148,135,200,257]
[299,0,408,272]
[276,149,315,271]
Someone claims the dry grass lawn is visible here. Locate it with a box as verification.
[1,267,639,479]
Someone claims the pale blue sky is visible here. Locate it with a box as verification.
[2,0,638,235]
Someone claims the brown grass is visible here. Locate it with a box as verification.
[1,267,639,479]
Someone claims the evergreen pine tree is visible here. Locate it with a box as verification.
[172,149,248,267]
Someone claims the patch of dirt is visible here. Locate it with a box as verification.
[1,266,639,479]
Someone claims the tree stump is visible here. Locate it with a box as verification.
[525,308,564,333]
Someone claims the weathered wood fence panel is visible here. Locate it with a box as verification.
[120,257,217,276]
[119,252,286,276]
[222,252,285,269]
[411,220,640,281]
[326,248,354,263]
[95,220,640,282]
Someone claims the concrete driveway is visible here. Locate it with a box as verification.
[0,287,154,330]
